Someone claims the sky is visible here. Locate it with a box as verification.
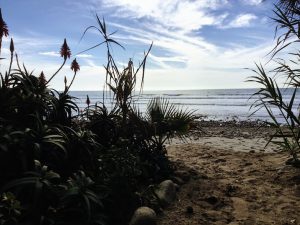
[0,0,279,90]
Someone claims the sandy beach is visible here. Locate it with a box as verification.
[158,120,300,225]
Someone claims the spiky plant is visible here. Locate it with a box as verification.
[80,14,152,126]
[145,97,195,152]
[249,1,300,165]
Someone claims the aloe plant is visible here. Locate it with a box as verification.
[80,14,152,126]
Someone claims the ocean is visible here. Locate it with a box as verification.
[70,88,300,122]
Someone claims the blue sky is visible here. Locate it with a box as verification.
[1,0,278,90]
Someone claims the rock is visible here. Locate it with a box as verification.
[129,207,157,225]
[155,180,177,207]
[249,150,255,153]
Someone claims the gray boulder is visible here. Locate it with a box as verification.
[155,180,177,207]
[129,207,156,225]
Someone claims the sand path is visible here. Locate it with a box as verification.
[158,136,300,225]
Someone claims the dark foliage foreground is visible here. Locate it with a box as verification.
[0,11,194,225]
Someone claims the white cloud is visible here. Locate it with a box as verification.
[242,0,263,5]
[0,47,10,55]
[39,51,94,58]
[103,20,274,90]
[2,0,275,90]
[77,54,93,58]
[39,51,60,57]
[61,0,273,90]
[148,53,188,69]
[82,58,98,67]
[222,14,257,29]
[111,22,217,52]
[99,0,229,31]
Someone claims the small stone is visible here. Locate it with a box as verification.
[155,180,177,207]
[129,207,157,225]
[249,150,255,153]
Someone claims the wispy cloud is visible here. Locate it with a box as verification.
[39,51,60,57]
[221,14,257,29]
[39,51,95,58]
[94,0,229,31]
[82,58,98,67]
[66,0,273,89]
[148,53,188,69]
[77,54,93,58]
[2,0,275,90]
[241,0,263,6]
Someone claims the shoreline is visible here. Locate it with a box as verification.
[170,119,277,153]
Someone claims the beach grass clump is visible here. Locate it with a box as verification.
[249,0,300,165]
[0,10,194,225]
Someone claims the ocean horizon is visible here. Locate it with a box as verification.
[70,88,300,122]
